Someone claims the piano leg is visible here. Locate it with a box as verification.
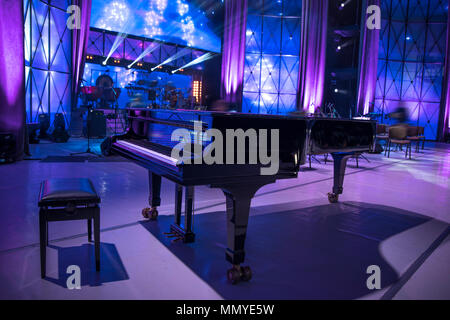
[219,182,272,284]
[328,152,354,203]
[170,185,196,243]
[142,172,161,221]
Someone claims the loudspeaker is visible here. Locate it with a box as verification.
[49,113,70,143]
[54,113,66,130]
[0,133,16,163]
[85,110,106,138]
[70,108,85,137]
[38,113,50,138]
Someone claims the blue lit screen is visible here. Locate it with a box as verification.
[90,0,221,53]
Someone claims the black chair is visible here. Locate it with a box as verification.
[38,178,101,278]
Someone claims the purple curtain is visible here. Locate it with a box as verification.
[357,0,380,116]
[0,0,25,160]
[298,0,328,113]
[438,8,450,140]
[221,0,247,108]
[72,0,92,109]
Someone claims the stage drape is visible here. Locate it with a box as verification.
[438,8,450,141]
[0,0,25,160]
[357,0,380,116]
[297,0,328,113]
[221,0,247,109]
[72,0,92,109]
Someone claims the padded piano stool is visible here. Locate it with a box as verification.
[38,178,101,278]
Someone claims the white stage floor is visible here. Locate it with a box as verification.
[0,139,449,299]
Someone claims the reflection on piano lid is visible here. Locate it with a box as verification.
[115,140,180,167]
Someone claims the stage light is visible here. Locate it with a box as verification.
[102,61,107,66]
[339,0,351,9]
[172,52,216,74]
[128,43,160,69]
[337,46,342,51]
[334,89,339,93]
[97,1,131,31]
[192,80,202,103]
[151,47,192,71]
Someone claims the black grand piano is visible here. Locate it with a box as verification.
[102,108,375,284]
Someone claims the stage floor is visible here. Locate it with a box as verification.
[0,138,449,299]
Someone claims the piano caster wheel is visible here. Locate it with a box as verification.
[227,265,252,285]
[142,207,158,221]
[328,193,339,204]
[241,266,252,282]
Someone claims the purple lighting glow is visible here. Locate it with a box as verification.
[221,0,247,107]
[446,10,450,130]
[0,0,25,159]
[72,0,93,109]
[357,0,380,116]
[298,0,328,113]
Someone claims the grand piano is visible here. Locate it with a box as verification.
[102,108,375,284]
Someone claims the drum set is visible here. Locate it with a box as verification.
[125,79,196,109]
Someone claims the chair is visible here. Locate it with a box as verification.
[386,126,412,159]
[418,126,426,150]
[376,124,389,145]
[406,126,425,152]
[38,178,101,278]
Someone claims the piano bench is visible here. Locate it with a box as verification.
[38,178,101,279]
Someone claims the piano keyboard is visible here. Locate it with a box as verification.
[114,140,180,167]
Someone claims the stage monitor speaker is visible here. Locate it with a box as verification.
[70,108,85,137]
[38,113,50,138]
[49,113,70,143]
[54,113,66,130]
[85,110,106,138]
[0,133,16,163]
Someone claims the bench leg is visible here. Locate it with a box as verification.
[39,209,47,278]
[93,208,100,272]
[88,219,92,242]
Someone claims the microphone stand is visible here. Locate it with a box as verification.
[71,97,99,157]
[111,87,119,136]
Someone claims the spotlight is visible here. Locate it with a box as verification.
[172,52,216,74]
[334,89,339,93]
[337,46,342,51]
[102,60,107,66]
